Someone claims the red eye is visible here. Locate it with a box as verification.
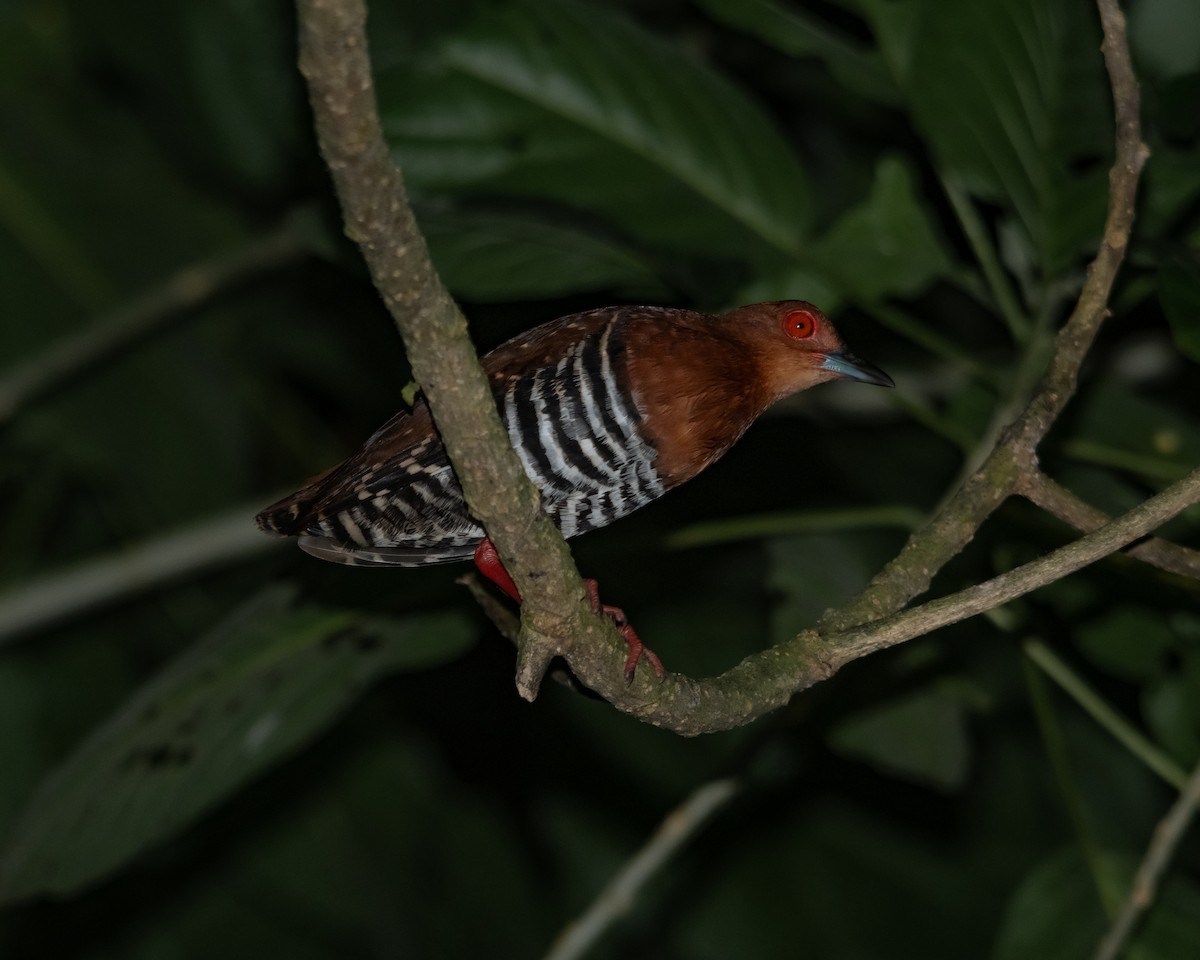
[782,308,819,340]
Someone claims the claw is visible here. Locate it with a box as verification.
[475,540,665,682]
[585,580,666,682]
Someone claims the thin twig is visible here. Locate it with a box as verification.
[1093,760,1200,960]
[0,223,307,429]
[542,779,740,960]
[1024,640,1187,791]
[1020,470,1200,580]
[941,173,1030,342]
[823,466,1200,669]
[0,504,285,648]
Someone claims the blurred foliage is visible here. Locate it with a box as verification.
[0,0,1198,957]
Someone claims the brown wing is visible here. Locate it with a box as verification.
[255,401,483,566]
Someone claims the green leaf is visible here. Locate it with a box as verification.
[694,0,899,104]
[0,587,474,903]
[993,849,1200,960]
[828,682,974,791]
[810,155,955,301]
[1076,605,1176,682]
[419,208,668,301]
[1161,256,1200,363]
[768,534,878,643]
[861,0,1111,279]
[380,0,811,261]
[1065,382,1200,486]
[69,0,304,194]
[1130,0,1200,80]
[1143,657,1200,768]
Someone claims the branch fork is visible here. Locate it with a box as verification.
[291,0,1194,731]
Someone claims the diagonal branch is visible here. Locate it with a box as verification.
[820,0,1147,634]
[1019,470,1200,581]
[294,0,643,699]
[621,464,1200,735]
[543,778,741,960]
[1092,758,1200,960]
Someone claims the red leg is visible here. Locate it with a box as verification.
[473,538,521,603]
[585,580,666,683]
[473,538,665,682]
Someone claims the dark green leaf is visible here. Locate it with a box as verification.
[420,209,668,301]
[380,0,810,261]
[1076,605,1176,682]
[1161,256,1200,363]
[810,155,955,301]
[828,682,974,791]
[993,849,1200,960]
[1143,656,1200,768]
[694,0,898,104]
[861,0,1111,279]
[0,587,473,903]
[1065,382,1200,484]
[1130,0,1200,80]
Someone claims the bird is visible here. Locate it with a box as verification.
[256,301,893,679]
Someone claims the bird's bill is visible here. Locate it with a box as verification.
[819,350,895,387]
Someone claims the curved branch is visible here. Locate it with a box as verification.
[1020,470,1200,581]
[604,465,1200,736]
[293,0,1163,733]
[820,0,1147,634]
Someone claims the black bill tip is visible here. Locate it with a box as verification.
[820,350,895,388]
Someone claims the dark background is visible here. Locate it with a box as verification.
[1,0,1199,956]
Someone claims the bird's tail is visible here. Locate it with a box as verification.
[254,467,336,536]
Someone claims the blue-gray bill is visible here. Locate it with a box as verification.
[820,350,895,387]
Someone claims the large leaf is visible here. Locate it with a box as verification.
[810,155,956,301]
[419,208,669,301]
[379,0,811,263]
[0,587,474,903]
[827,681,974,791]
[68,0,306,194]
[1161,255,1200,363]
[993,849,1200,960]
[861,0,1112,280]
[695,0,899,105]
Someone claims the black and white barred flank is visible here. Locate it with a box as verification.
[258,311,666,567]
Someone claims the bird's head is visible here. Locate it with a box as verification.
[723,300,894,401]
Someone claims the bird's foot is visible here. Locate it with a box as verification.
[584,580,666,683]
[475,540,665,682]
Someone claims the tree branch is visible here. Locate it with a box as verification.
[1019,470,1200,581]
[609,465,1200,736]
[294,0,641,701]
[0,504,285,648]
[819,0,1147,633]
[542,778,740,960]
[292,0,1172,733]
